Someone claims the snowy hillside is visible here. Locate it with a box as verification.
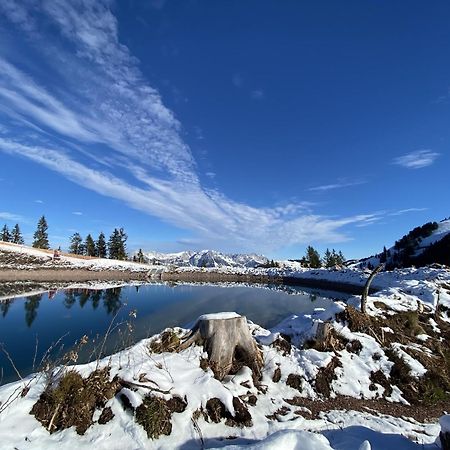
[359,218,450,269]
[144,249,269,268]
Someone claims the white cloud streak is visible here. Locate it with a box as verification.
[308,179,366,192]
[0,0,384,252]
[393,150,440,169]
[0,211,24,222]
[389,208,428,216]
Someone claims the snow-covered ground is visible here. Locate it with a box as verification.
[1,239,450,448]
[1,263,449,449]
[0,241,152,272]
[0,316,445,450]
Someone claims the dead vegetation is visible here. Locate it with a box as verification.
[135,395,188,439]
[148,330,181,354]
[204,397,252,428]
[270,335,292,355]
[337,305,450,406]
[30,368,121,434]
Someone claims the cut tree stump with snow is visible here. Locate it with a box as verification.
[180,312,263,381]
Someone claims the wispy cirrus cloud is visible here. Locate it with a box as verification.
[0,0,383,252]
[0,211,24,222]
[389,208,428,216]
[393,150,439,169]
[308,179,367,192]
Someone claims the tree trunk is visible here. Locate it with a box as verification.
[361,264,384,315]
[180,313,263,382]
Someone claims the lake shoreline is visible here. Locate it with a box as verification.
[0,267,373,296]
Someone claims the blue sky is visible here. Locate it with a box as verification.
[0,0,449,259]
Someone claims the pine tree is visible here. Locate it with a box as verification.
[0,224,11,242]
[11,223,24,244]
[323,248,333,268]
[117,227,128,260]
[85,234,96,257]
[305,245,321,268]
[107,229,119,259]
[337,250,346,266]
[32,216,50,249]
[96,232,107,258]
[69,232,83,255]
[108,228,128,260]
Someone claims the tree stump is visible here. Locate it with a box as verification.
[180,312,263,381]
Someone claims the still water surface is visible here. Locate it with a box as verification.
[0,283,347,384]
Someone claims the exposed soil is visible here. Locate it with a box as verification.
[0,268,148,282]
[283,395,449,423]
[315,357,342,397]
[204,397,252,428]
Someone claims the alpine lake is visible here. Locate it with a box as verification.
[0,282,350,385]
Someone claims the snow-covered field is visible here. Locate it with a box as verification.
[0,315,446,450]
[0,265,449,449]
[1,241,450,448]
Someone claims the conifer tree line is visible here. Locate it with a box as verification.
[69,228,128,260]
[0,223,24,244]
[1,215,131,261]
[300,245,346,268]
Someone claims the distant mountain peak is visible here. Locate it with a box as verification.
[143,249,268,268]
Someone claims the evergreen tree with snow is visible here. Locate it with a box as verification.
[11,223,24,244]
[96,232,107,258]
[69,232,83,255]
[304,245,321,268]
[0,224,11,242]
[85,234,96,257]
[32,216,50,249]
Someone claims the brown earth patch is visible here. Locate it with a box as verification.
[285,395,448,423]
[30,368,121,435]
[315,356,342,397]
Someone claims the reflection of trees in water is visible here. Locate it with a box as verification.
[24,294,43,327]
[79,291,90,308]
[91,291,102,310]
[63,291,77,309]
[103,288,122,315]
[61,288,122,315]
[1,299,13,318]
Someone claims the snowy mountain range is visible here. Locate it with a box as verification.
[143,249,269,268]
